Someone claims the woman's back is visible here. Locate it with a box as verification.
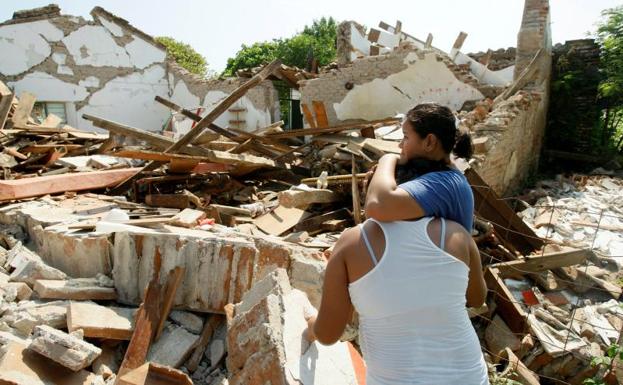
[347,218,489,385]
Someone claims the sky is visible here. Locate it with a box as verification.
[1,0,620,73]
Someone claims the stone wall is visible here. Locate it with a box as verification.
[0,5,278,133]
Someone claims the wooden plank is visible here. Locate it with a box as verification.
[112,148,274,169]
[465,167,543,254]
[110,60,282,194]
[117,272,162,378]
[154,267,185,341]
[312,101,329,128]
[0,81,13,130]
[185,314,225,372]
[301,103,316,128]
[83,114,210,157]
[301,173,367,187]
[313,134,400,156]
[11,92,36,126]
[352,156,362,224]
[0,168,140,201]
[228,127,291,153]
[485,267,528,334]
[266,117,400,139]
[254,205,311,236]
[491,248,591,277]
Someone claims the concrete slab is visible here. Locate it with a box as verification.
[169,310,204,334]
[147,323,199,368]
[67,301,136,340]
[34,278,116,300]
[4,300,68,335]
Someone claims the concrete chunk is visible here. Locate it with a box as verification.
[227,268,360,385]
[0,341,97,384]
[147,323,199,368]
[1,281,33,301]
[8,243,67,286]
[34,278,117,300]
[5,300,68,335]
[67,301,136,340]
[116,362,193,385]
[169,208,206,228]
[169,310,204,334]
[29,325,102,371]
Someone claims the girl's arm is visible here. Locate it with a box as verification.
[364,154,426,221]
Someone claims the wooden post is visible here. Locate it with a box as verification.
[352,155,362,224]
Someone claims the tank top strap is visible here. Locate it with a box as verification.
[359,222,379,266]
[440,217,446,252]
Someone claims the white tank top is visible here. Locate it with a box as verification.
[349,217,489,385]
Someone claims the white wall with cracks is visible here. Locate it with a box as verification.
[0,7,278,133]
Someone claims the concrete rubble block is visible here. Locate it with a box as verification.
[112,230,261,313]
[32,224,113,278]
[227,268,361,385]
[8,242,68,286]
[34,277,117,300]
[147,323,200,368]
[0,341,98,384]
[116,362,193,385]
[4,300,68,335]
[0,330,31,347]
[1,281,33,301]
[29,325,102,371]
[170,208,206,228]
[67,301,136,340]
[169,309,204,334]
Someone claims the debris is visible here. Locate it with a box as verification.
[29,324,102,371]
[33,278,117,300]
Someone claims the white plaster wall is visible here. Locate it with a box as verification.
[452,50,512,86]
[201,91,271,132]
[125,35,166,69]
[8,72,89,101]
[350,23,371,61]
[376,29,400,49]
[0,20,63,75]
[63,25,131,67]
[334,52,484,121]
[94,15,124,37]
[78,65,170,132]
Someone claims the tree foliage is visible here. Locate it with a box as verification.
[596,6,623,152]
[155,36,209,77]
[222,17,338,77]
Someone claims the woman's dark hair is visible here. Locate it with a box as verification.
[395,157,449,184]
[405,103,473,160]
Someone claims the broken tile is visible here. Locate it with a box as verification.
[29,325,102,371]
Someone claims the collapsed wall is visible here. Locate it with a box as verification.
[300,0,552,196]
[0,5,279,133]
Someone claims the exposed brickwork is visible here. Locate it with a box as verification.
[514,0,551,80]
[468,48,517,71]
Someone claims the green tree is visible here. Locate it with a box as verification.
[155,36,209,78]
[596,6,623,151]
[222,17,338,77]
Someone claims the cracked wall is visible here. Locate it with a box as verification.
[0,6,278,132]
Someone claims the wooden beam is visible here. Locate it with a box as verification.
[83,114,211,157]
[110,60,281,194]
[312,101,329,128]
[352,156,362,225]
[301,173,367,187]
[112,148,274,169]
[227,127,291,153]
[485,267,528,334]
[0,168,140,201]
[117,272,162,378]
[265,117,400,139]
[11,92,36,126]
[301,103,316,128]
[294,208,350,233]
[0,81,13,130]
[154,267,185,341]
[465,167,543,254]
[490,248,591,276]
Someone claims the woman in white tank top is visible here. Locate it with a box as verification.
[305,217,489,385]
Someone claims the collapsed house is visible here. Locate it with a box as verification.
[1,1,622,384]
